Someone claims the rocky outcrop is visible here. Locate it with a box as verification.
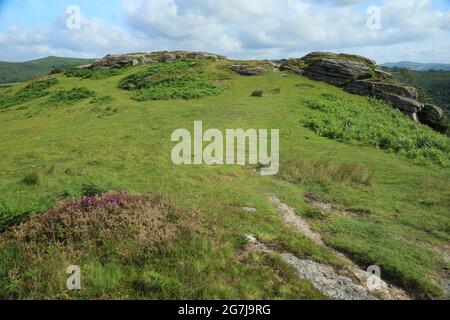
[301,52,376,66]
[80,51,226,69]
[346,80,425,118]
[229,64,268,76]
[280,52,387,84]
[283,52,445,128]
[302,59,374,86]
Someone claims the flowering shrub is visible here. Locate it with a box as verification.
[2,192,204,249]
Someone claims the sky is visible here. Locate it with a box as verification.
[0,0,449,63]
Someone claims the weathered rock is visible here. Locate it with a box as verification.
[345,80,418,100]
[303,59,373,86]
[92,54,140,69]
[229,64,267,76]
[346,80,423,118]
[418,104,445,131]
[280,51,443,130]
[301,51,376,66]
[89,51,225,69]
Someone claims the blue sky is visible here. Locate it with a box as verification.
[0,0,449,63]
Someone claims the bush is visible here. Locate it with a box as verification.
[45,87,96,106]
[251,90,264,97]
[80,181,108,197]
[119,60,221,101]
[303,97,450,166]
[65,67,124,79]
[21,172,39,186]
[0,78,58,110]
[90,95,114,105]
[304,207,327,220]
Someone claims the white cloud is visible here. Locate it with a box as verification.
[0,0,449,63]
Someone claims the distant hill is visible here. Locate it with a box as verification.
[0,56,95,84]
[388,68,450,115]
[381,61,450,71]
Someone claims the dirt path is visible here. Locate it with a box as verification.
[266,195,411,300]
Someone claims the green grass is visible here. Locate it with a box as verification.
[44,87,96,106]
[303,94,450,166]
[0,60,448,299]
[0,78,58,110]
[65,67,125,80]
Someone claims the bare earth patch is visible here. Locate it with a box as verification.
[267,195,410,300]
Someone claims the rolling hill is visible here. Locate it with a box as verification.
[0,56,94,84]
[0,52,448,300]
[382,61,450,72]
[388,68,450,115]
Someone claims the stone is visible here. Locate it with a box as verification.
[301,51,376,66]
[418,104,445,131]
[346,80,424,119]
[89,51,226,69]
[303,59,373,86]
[229,64,267,76]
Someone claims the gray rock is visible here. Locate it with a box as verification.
[303,59,373,86]
[301,52,376,66]
[282,253,378,300]
[418,104,445,130]
[229,64,267,76]
[346,80,425,119]
[90,51,226,69]
[346,80,418,100]
[241,207,257,213]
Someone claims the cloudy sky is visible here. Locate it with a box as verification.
[0,0,449,63]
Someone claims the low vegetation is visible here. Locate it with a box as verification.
[65,67,125,80]
[0,192,205,299]
[0,78,58,110]
[279,159,373,187]
[0,56,448,300]
[44,87,96,106]
[119,60,221,101]
[303,95,450,166]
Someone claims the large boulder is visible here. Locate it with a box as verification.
[229,64,268,76]
[346,80,423,119]
[279,52,390,86]
[302,59,374,86]
[418,104,446,131]
[301,52,376,66]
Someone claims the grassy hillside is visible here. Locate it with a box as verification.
[0,59,449,299]
[0,56,94,84]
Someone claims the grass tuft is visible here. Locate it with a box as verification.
[251,90,264,97]
[279,158,373,187]
[21,172,40,186]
